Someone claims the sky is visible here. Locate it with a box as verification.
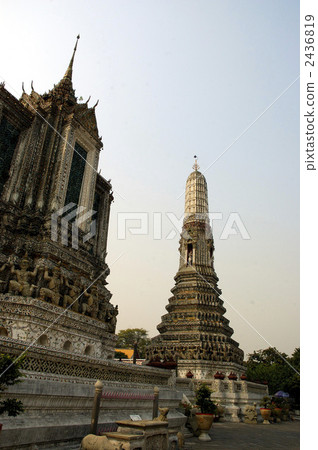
[1,0,299,358]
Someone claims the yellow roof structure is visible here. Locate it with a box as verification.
[115,348,134,359]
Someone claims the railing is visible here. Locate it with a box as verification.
[101,391,154,400]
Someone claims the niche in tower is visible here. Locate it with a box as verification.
[187,243,193,266]
[64,142,87,209]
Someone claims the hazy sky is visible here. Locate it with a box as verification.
[1,0,299,357]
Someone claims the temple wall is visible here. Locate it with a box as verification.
[0,338,188,449]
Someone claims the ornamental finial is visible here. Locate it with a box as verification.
[63,34,80,81]
[193,155,199,171]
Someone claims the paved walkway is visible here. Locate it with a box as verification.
[184,421,300,449]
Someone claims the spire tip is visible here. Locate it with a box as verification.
[193,155,199,171]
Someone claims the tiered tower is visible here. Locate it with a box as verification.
[0,37,117,359]
[147,158,244,379]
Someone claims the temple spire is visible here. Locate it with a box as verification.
[193,155,199,171]
[185,157,208,218]
[146,164,244,378]
[63,34,80,81]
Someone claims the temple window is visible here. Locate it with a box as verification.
[187,243,193,265]
[0,326,8,336]
[0,116,20,194]
[64,142,87,208]
[84,344,93,356]
[37,334,48,346]
[63,340,72,351]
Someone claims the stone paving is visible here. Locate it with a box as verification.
[184,421,300,449]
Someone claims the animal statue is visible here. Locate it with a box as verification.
[244,404,258,424]
[177,431,184,448]
[80,434,123,450]
[154,407,169,421]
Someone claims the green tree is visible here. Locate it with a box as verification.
[116,328,151,358]
[246,347,300,407]
[0,354,24,417]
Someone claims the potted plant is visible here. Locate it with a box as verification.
[179,400,192,418]
[195,383,217,441]
[228,372,237,380]
[259,396,272,424]
[214,371,225,380]
[280,399,290,421]
[272,397,284,422]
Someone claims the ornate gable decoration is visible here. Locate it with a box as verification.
[75,103,100,141]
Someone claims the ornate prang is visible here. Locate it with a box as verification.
[147,160,244,378]
[0,39,116,359]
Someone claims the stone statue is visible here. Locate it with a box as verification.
[39,263,63,306]
[80,434,123,450]
[63,277,82,312]
[82,285,99,318]
[97,300,108,321]
[0,262,9,292]
[105,305,118,332]
[177,431,185,449]
[154,407,169,421]
[8,253,38,297]
[244,403,258,424]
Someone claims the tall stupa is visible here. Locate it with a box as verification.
[146,157,244,379]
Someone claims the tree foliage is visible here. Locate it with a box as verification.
[0,354,24,417]
[246,347,300,407]
[195,383,217,414]
[116,328,151,358]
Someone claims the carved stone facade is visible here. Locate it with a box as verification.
[0,38,116,357]
[147,158,245,378]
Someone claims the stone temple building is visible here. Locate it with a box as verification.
[0,39,191,448]
[0,36,117,358]
[146,158,245,379]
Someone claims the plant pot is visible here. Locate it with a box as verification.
[274,408,282,423]
[214,371,225,380]
[260,408,271,424]
[186,371,194,378]
[195,413,214,441]
[240,374,247,380]
[281,408,290,421]
[228,372,237,380]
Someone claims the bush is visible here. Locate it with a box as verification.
[0,354,24,417]
[195,384,217,415]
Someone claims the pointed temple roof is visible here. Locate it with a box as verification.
[20,36,101,141]
[184,156,209,220]
[50,35,80,102]
[63,34,80,81]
